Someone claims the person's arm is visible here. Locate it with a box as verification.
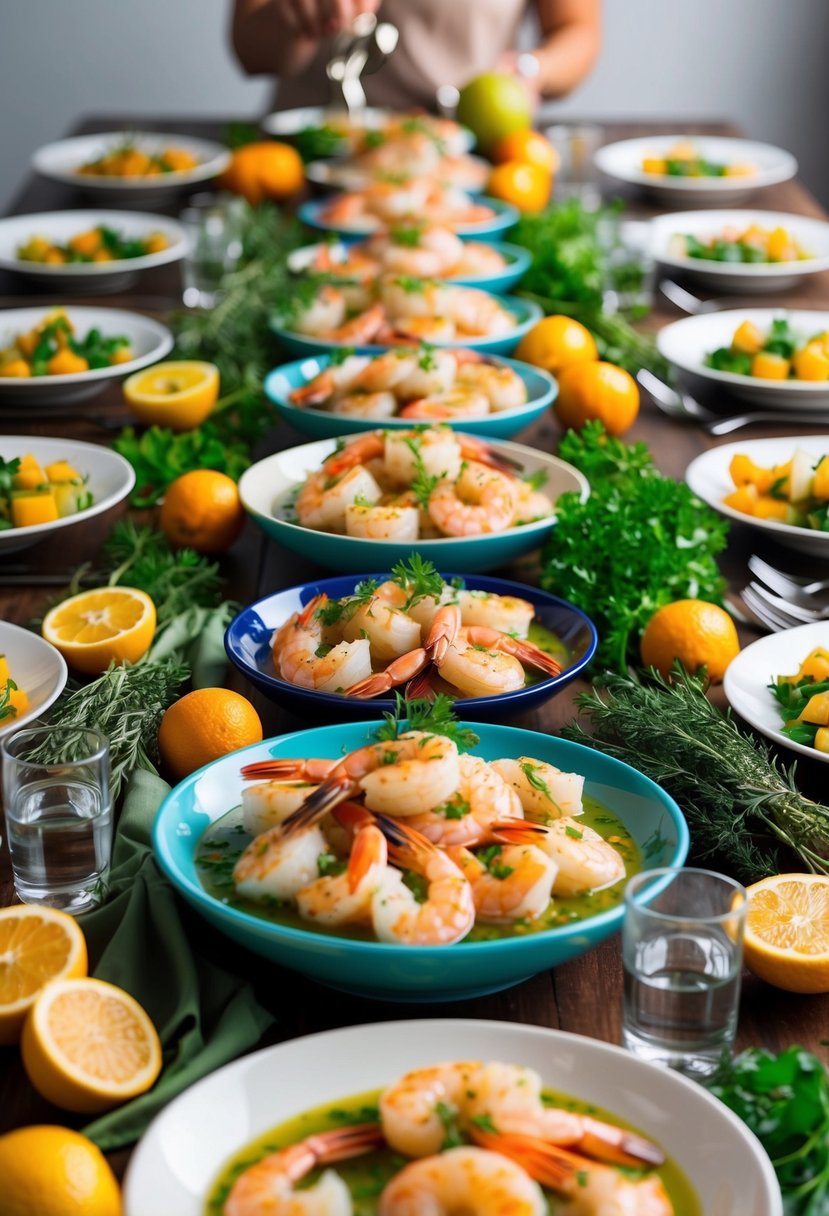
[231,0,378,78]
[500,0,601,100]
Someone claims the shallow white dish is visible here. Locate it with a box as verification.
[650,209,829,292]
[32,132,230,206]
[724,622,829,766]
[123,1018,782,1216]
[595,135,796,206]
[0,210,187,293]
[0,436,134,554]
[0,622,67,736]
[686,435,829,558]
[657,309,829,408]
[262,106,475,154]
[0,305,173,406]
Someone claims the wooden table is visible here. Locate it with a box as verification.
[2,118,828,1177]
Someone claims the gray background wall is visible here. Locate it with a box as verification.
[3,0,829,212]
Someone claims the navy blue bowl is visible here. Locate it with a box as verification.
[225,573,598,723]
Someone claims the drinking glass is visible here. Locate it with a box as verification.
[622,867,747,1079]
[1,726,113,913]
[597,217,656,314]
[545,122,604,210]
[180,194,244,308]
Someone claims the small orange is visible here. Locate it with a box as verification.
[640,599,740,684]
[554,361,640,436]
[514,315,598,375]
[219,141,304,205]
[159,469,245,554]
[492,129,560,172]
[487,161,551,213]
[158,687,263,782]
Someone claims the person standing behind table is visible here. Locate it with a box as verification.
[230,0,601,111]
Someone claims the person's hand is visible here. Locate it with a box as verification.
[277,0,380,41]
[495,50,542,109]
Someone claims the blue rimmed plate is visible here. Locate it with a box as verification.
[287,239,531,293]
[298,196,519,239]
[225,573,597,722]
[264,353,556,441]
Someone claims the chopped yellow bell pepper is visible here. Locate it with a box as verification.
[11,491,59,527]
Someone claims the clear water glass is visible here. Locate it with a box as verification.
[598,217,656,314]
[180,194,244,308]
[622,868,747,1079]
[1,726,113,913]
[544,122,604,210]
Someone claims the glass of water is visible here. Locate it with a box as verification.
[1,726,113,913]
[622,867,747,1079]
[544,122,604,210]
[180,194,244,308]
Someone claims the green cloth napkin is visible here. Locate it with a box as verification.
[78,767,275,1151]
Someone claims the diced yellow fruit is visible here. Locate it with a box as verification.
[767,226,796,261]
[46,349,89,375]
[799,648,829,682]
[751,351,790,379]
[1,359,31,378]
[0,657,9,684]
[8,686,28,715]
[145,232,168,253]
[92,250,114,263]
[733,320,765,354]
[12,460,46,489]
[44,249,67,264]
[813,456,829,500]
[52,483,84,518]
[815,727,829,754]
[110,346,134,365]
[11,492,59,527]
[724,162,756,177]
[16,332,37,358]
[642,157,667,175]
[729,453,775,493]
[793,345,829,381]
[723,484,758,515]
[753,495,790,520]
[68,230,101,257]
[45,461,81,483]
[799,691,829,725]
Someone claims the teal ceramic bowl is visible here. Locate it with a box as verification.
[287,239,532,293]
[238,433,588,574]
[264,353,557,441]
[271,295,543,359]
[298,195,518,239]
[152,721,689,1002]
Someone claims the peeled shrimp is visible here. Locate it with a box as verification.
[344,501,420,540]
[428,461,518,537]
[233,821,327,904]
[399,388,490,421]
[293,285,346,336]
[393,348,458,398]
[456,361,527,411]
[370,816,475,945]
[383,427,463,485]
[345,604,460,698]
[406,753,522,847]
[490,758,584,821]
[335,391,398,420]
[341,594,422,663]
[319,303,386,344]
[457,590,534,638]
[378,1146,546,1216]
[512,480,554,525]
[436,635,526,698]
[494,817,626,896]
[295,806,388,928]
[272,594,372,692]
[288,355,371,406]
[295,465,381,533]
[242,779,323,836]
[447,842,557,924]
[453,242,510,277]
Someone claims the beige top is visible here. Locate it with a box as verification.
[275,0,527,111]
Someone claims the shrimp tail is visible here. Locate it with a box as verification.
[462,627,562,676]
[345,648,429,698]
[579,1116,667,1168]
[280,775,360,836]
[298,593,327,627]
[323,431,385,476]
[404,663,437,701]
[425,604,462,665]
[458,435,524,475]
[371,812,434,866]
[239,757,336,782]
[490,818,547,845]
[452,347,486,365]
[470,1131,581,1190]
[305,1121,386,1164]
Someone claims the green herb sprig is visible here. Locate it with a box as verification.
[377,693,480,752]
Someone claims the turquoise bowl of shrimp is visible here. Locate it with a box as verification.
[264,352,557,440]
[152,720,689,1003]
[297,196,520,240]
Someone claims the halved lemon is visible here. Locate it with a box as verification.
[743,873,829,993]
[22,976,163,1113]
[42,586,156,675]
[0,907,88,1045]
[123,360,220,430]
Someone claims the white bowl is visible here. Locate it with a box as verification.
[657,309,829,408]
[724,622,829,766]
[0,210,187,293]
[0,435,134,554]
[595,135,796,206]
[650,210,829,292]
[123,1018,782,1216]
[0,622,67,736]
[686,435,829,558]
[32,133,230,206]
[0,305,173,406]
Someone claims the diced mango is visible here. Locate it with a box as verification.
[753,495,790,521]
[15,331,37,358]
[46,349,89,375]
[771,460,792,498]
[8,686,28,715]
[12,458,46,489]
[729,453,775,493]
[45,460,81,483]
[110,345,134,365]
[642,157,667,175]
[792,344,829,382]
[799,648,829,682]
[799,691,829,726]
[1,359,31,378]
[813,456,829,500]
[733,320,765,354]
[723,484,758,515]
[52,483,84,517]
[724,163,756,177]
[11,491,59,527]
[68,229,101,257]
[0,656,9,684]
[767,226,797,261]
[815,727,829,754]
[751,351,790,379]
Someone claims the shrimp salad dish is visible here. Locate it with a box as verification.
[320,121,488,193]
[285,276,520,347]
[315,180,497,234]
[282,427,554,540]
[196,727,638,946]
[270,558,567,700]
[207,1060,697,1215]
[305,223,509,285]
[288,348,529,423]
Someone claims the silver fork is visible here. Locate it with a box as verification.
[742,581,829,631]
[636,369,829,436]
[748,554,829,602]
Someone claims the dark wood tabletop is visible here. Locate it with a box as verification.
[1,117,828,1178]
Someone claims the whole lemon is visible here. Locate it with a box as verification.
[456,73,532,155]
[640,599,740,683]
[0,1125,121,1216]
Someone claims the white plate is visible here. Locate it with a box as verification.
[0,622,67,736]
[123,1018,782,1216]
[595,135,796,206]
[262,106,475,155]
[0,210,187,293]
[0,436,134,554]
[32,133,230,206]
[657,309,829,408]
[650,209,829,292]
[0,305,173,406]
[724,622,829,765]
[686,435,829,558]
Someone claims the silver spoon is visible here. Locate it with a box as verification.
[636,369,829,435]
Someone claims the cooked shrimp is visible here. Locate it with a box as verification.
[406,753,523,847]
[272,594,373,692]
[378,1146,546,1216]
[335,391,398,420]
[448,842,556,923]
[380,1062,481,1157]
[344,502,420,540]
[351,349,419,392]
[457,590,534,638]
[489,758,583,821]
[380,277,456,321]
[399,388,490,421]
[295,465,381,532]
[456,362,528,411]
[393,348,457,398]
[493,817,625,896]
[224,1123,383,1216]
[345,604,460,698]
[322,432,386,477]
[435,635,526,698]
[292,286,347,337]
[383,427,463,485]
[392,316,457,343]
[512,480,554,525]
[453,242,509,277]
[242,780,323,836]
[319,193,375,229]
[241,757,336,783]
[295,806,388,927]
[428,461,518,537]
[370,816,475,945]
[319,303,386,344]
[341,594,422,662]
[288,355,370,406]
[441,287,516,336]
[461,627,562,677]
[233,820,327,903]
[367,178,435,221]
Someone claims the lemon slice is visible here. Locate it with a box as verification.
[123,359,219,430]
[22,976,163,1113]
[0,906,88,1045]
[42,585,156,675]
[743,873,829,993]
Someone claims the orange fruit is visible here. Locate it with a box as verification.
[159,469,245,554]
[554,361,640,436]
[487,161,551,213]
[219,141,304,205]
[514,315,598,376]
[640,599,740,683]
[0,1126,121,1216]
[22,976,162,1114]
[492,129,560,172]
[158,687,263,782]
[123,360,220,431]
[742,874,829,993]
[42,586,156,676]
[0,907,88,1045]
